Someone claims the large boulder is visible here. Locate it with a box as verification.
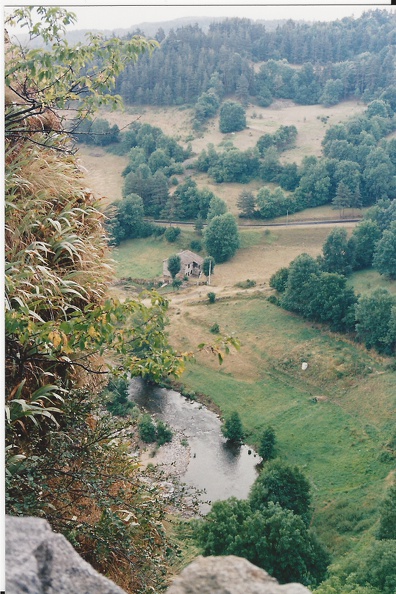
[6,517,312,594]
[6,515,125,594]
[166,555,311,594]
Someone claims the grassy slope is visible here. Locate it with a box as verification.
[168,296,395,554]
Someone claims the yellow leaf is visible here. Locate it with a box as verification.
[48,331,62,348]
[87,326,98,338]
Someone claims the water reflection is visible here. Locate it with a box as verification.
[129,378,260,511]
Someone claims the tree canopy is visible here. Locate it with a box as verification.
[204,213,240,263]
[219,100,246,133]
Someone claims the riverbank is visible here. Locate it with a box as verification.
[129,378,261,515]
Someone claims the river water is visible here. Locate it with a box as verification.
[129,378,261,513]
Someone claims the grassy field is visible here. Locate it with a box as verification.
[349,269,396,297]
[77,145,128,207]
[110,224,395,557]
[112,225,353,288]
[100,99,367,165]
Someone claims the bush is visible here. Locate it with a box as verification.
[104,377,135,417]
[164,227,181,242]
[269,267,289,293]
[156,421,173,446]
[207,292,216,304]
[267,295,280,305]
[236,279,256,289]
[152,226,166,237]
[219,101,246,133]
[172,278,182,290]
[210,322,220,334]
[190,239,203,252]
[139,414,157,443]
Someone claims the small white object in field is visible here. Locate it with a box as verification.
[301,362,308,370]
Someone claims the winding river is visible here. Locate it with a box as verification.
[129,378,261,513]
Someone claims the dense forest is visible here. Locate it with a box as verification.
[115,11,396,107]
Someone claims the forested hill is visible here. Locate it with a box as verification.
[115,10,396,106]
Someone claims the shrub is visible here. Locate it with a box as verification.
[104,377,135,417]
[172,278,182,290]
[139,415,157,443]
[190,239,203,252]
[207,292,216,304]
[269,267,289,293]
[210,322,220,334]
[164,227,181,242]
[156,421,173,446]
[236,279,256,289]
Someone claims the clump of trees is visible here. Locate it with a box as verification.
[72,117,120,146]
[139,415,173,445]
[256,125,298,155]
[161,177,217,221]
[194,89,220,129]
[106,194,165,244]
[269,209,396,354]
[193,461,329,587]
[232,98,396,222]
[196,144,260,184]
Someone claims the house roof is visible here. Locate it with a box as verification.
[177,250,204,266]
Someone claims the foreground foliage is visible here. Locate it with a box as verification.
[5,8,185,592]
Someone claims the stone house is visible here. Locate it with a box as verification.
[163,250,204,279]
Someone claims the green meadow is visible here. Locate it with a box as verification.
[170,296,395,554]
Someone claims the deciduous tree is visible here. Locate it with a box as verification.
[167,254,181,279]
[219,100,246,133]
[373,221,396,279]
[249,460,312,526]
[204,213,240,263]
[222,411,244,443]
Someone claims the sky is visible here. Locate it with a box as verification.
[4,2,395,34]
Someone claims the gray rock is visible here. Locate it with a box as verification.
[6,515,126,594]
[166,555,311,594]
[6,517,311,594]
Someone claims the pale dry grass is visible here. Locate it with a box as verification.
[99,99,366,167]
[100,105,194,141]
[244,99,366,164]
[77,146,128,207]
[209,226,348,288]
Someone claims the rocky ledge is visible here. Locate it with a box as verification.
[6,515,311,594]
